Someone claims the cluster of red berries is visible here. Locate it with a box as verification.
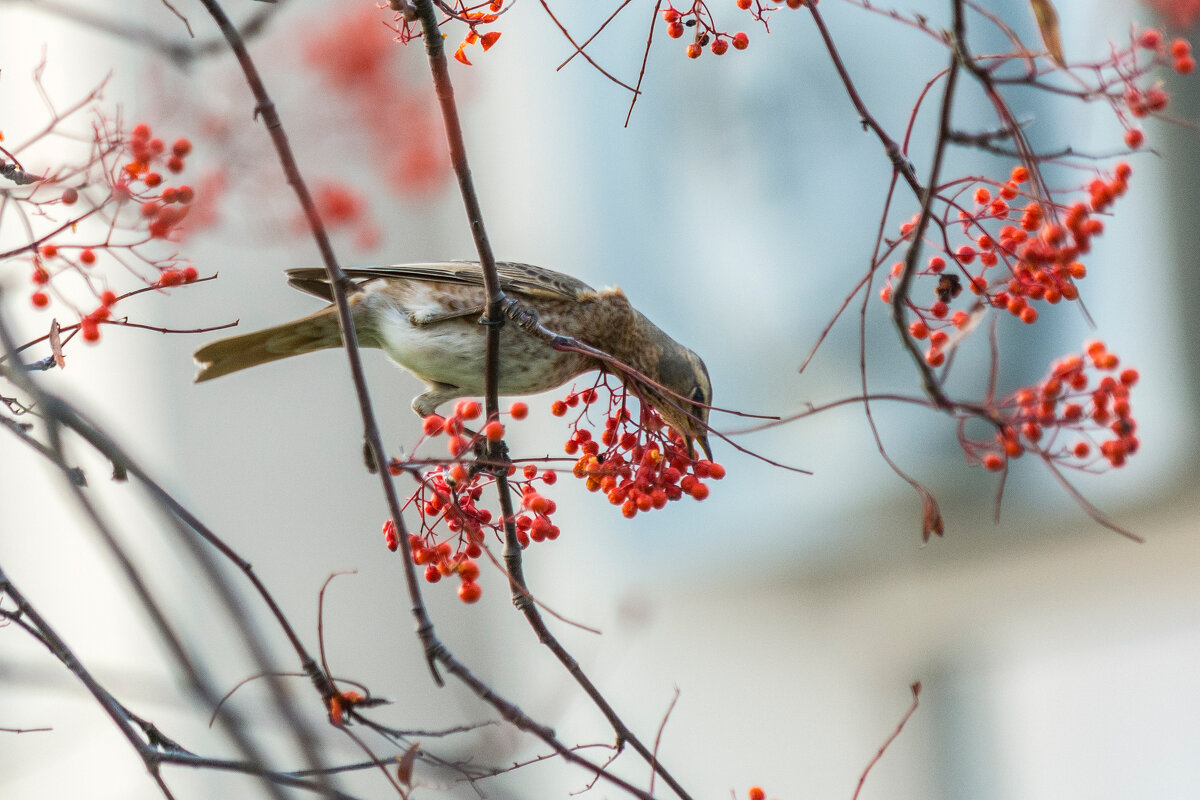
[1139,29,1196,74]
[552,383,724,518]
[416,398,506,459]
[125,123,197,241]
[26,122,202,336]
[387,399,556,603]
[888,163,1131,369]
[661,4,748,59]
[1117,30,1193,149]
[971,342,1138,472]
[662,0,814,57]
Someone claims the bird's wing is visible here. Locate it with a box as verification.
[285,262,594,303]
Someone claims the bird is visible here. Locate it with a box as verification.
[193,262,713,458]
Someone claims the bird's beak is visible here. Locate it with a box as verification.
[688,432,713,461]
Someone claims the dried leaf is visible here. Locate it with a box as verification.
[919,484,944,542]
[48,319,65,369]
[1029,0,1065,67]
[481,31,501,51]
[395,743,419,786]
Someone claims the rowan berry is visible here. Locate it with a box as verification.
[31,291,49,308]
[732,31,749,50]
[457,581,482,603]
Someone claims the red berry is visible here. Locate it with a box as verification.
[1176,56,1195,75]
[1124,128,1144,149]
[40,244,58,258]
[711,38,729,55]
[166,155,184,173]
[667,21,684,38]
[551,400,567,416]
[456,399,481,420]
[483,420,505,441]
[176,185,195,204]
[130,123,151,140]
[1139,29,1162,49]
[31,291,50,308]
[982,453,1004,471]
[80,249,96,265]
[144,172,162,188]
[172,137,192,157]
[423,414,444,436]
[509,401,529,419]
[732,31,749,50]
[457,581,482,603]
[61,187,79,205]
[101,290,118,306]
[182,266,199,282]
[458,560,480,581]
[686,42,701,59]
[81,320,101,342]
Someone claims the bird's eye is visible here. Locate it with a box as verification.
[690,387,706,406]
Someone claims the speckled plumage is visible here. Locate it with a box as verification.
[193,262,712,455]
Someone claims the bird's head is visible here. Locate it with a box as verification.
[640,340,713,461]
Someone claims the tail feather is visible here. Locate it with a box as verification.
[194,306,346,382]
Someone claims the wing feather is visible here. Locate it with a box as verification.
[285,262,594,303]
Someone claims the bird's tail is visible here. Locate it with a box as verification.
[193,304,349,382]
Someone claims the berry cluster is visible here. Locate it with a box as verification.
[661,3,747,59]
[1115,30,1193,148]
[887,164,1132,368]
[25,120,202,345]
[387,399,557,603]
[126,123,197,240]
[967,342,1138,472]
[552,379,724,518]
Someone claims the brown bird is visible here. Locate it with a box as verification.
[193,262,713,458]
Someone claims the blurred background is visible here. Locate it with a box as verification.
[3,0,1200,797]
